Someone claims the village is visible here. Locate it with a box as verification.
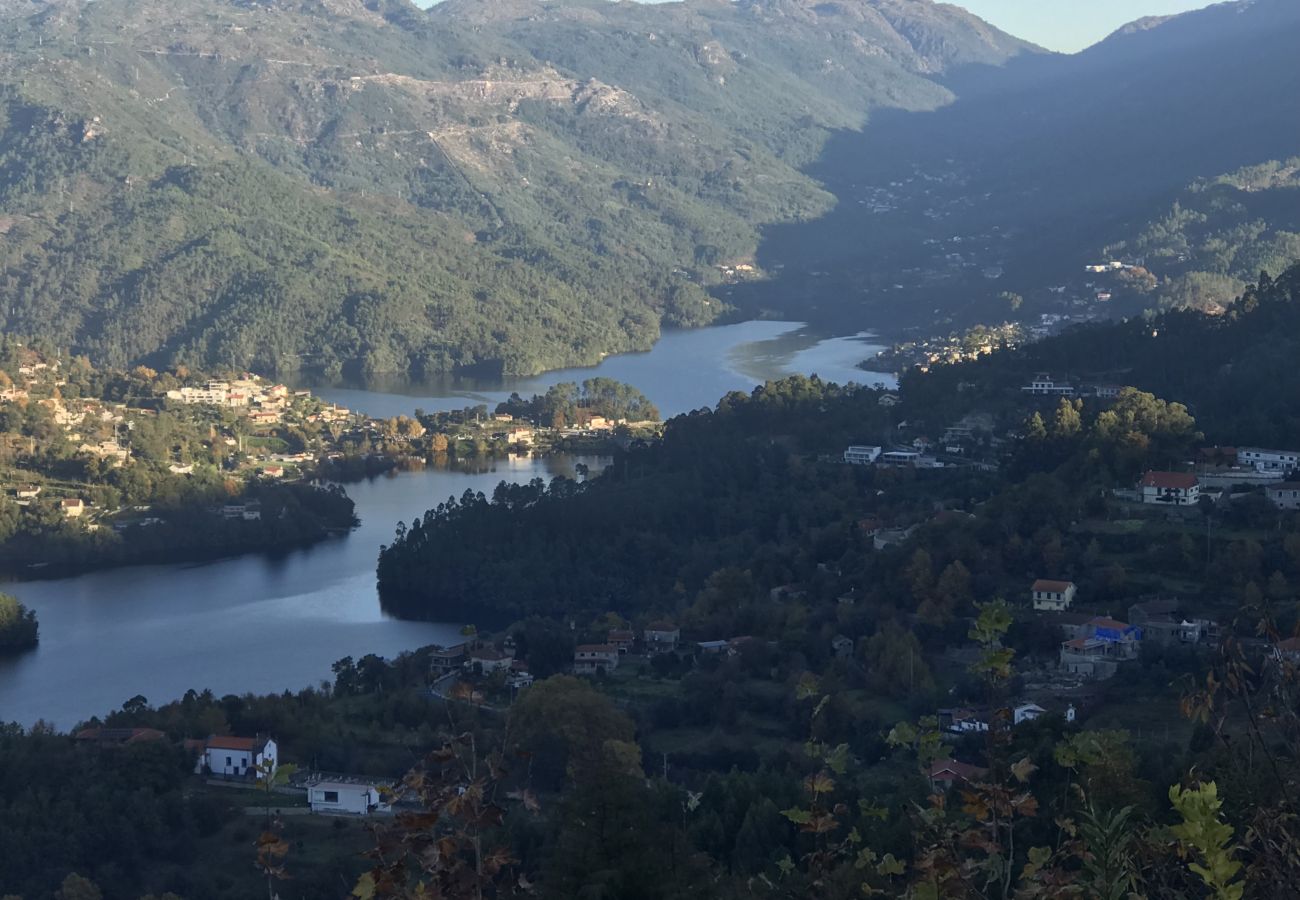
[0,345,660,540]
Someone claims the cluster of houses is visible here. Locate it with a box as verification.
[1126,444,1300,510]
[429,620,772,689]
[1027,577,1216,681]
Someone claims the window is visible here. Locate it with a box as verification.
[324,791,339,804]
[226,756,232,767]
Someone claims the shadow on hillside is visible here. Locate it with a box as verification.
[721,17,1300,338]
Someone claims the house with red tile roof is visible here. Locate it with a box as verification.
[1031,579,1076,612]
[1139,471,1200,506]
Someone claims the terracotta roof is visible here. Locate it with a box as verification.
[645,621,678,633]
[1276,637,1300,653]
[576,644,617,654]
[1140,471,1198,490]
[471,647,507,661]
[74,727,166,744]
[1088,617,1132,631]
[607,630,635,642]
[928,758,987,783]
[206,735,268,752]
[1032,579,1074,593]
[1267,482,1300,492]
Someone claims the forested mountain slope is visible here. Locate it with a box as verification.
[0,0,1032,376]
[378,260,1300,622]
[733,0,1300,329]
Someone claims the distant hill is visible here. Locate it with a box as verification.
[0,0,1033,377]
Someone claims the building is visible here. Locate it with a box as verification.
[697,640,729,655]
[574,644,619,675]
[199,735,277,779]
[939,708,990,734]
[879,450,922,467]
[15,485,41,500]
[1138,471,1200,506]
[831,635,855,660]
[1021,374,1076,396]
[1013,703,1046,725]
[61,498,87,518]
[928,758,988,789]
[1129,599,1205,646]
[607,630,635,654]
[1239,447,1300,475]
[844,445,882,465]
[469,646,513,675]
[306,780,387,815]
[1031,579,1077,612]
[429,644,467,678]
[1060,638,1118,680]
[1266,482,1300,511]
[643,622,680,654]
[1086,617,1143,659]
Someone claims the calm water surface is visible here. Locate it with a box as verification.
[309,321,892,418]
[0,456,599,729]
[0,322,889,729]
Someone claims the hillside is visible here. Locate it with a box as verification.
[0,0,1033,377]
[726,0,1300,331]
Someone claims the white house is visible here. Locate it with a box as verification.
[879,450,922,467]
[1139,471,1200,505]
[306,780,387,815]
[1021,374,1076,396]
[574,644,619,674]
[1239,447,1300,475]
[1266,482,1300,511]
[1031,579,1077,612]
[844,445,882,465]
[200,735,277,779]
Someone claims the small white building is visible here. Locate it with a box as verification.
[1239,447,1300,475]
[844,445,882,465]
[1031,579,1077,612]
[307,780,387,815]
[200,735,277,779]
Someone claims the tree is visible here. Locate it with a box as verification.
[1052,397,1083,438]
[54,874,102,900]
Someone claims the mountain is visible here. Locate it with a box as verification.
[0,0,1033,377]
[728,0,1300,331]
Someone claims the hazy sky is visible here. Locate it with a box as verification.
[956,0,1215,53]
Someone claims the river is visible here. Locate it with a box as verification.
[306,321,891,419]
[0,321,891,729]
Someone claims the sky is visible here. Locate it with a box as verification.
[955,0,1215,53]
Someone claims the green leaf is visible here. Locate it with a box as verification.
[876,853,905,877]
[352,872,376,900]
[781,807,812,825]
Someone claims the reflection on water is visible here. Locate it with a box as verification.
[0,456,607,730]
[304,321,893,420]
